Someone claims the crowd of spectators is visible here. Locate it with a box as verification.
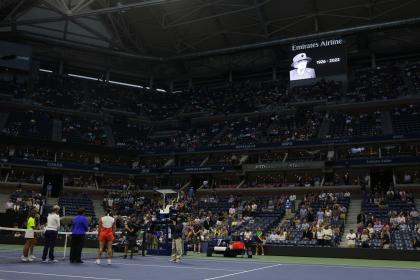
[0,64,416,152]
[351,190,419,249]
[6,169,43,184]
[326,111,383,139]
[395,170,420,185]
[3,105,416,152]
[267,192,350,247]
[289,80,343,103]
[406,63,420,95]
[1,111,53,140]
[347,66,408,102]
[247,174,322,188]
[61,116,109,146]
[5,188,45,216]
[97,177,133,190]
[391,105,420,135]
[101,188,287,253]
[63,174,97,188]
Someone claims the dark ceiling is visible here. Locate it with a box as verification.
[1,0,420,82]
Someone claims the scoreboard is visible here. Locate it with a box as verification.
[0,41,32,71]
[289,38,347,84]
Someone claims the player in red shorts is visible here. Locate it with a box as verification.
[96,211,115,265]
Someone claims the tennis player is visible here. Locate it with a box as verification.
[22,210,37,262]
[96,211,115,265]
[42,205,60,262]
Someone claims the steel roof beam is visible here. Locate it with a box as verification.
[7,11,420,62]
[71,0,96,13]
[2,0,27,21]
[162,0,271,29]
[253,0,268,37]
[42,1,119,49]
[168,15,420,60]
[0,0,183,26]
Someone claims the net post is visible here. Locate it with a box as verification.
[63,233,68,260]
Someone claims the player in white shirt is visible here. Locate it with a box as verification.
[42,205,60,262]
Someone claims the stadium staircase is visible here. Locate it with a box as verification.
[415,199,420,209]
[51,119,62,141]
[403,71,417,94]
[236,180,246,188]
[92,199,105,218]
[339,198,362,248]
[208,125,230,146]
[260,199,300,240]
[238,155,249,164]
[48,197,59,207]
[0,112,9,132]
[164,158,175,167]
[199,157,209,166]
[317,113,330,138]
[0,193,10,213]
[40,197,59,217]
[273,199,301,227]
[380,112,394,135]
[103,126,115,147]
[180,181,191,191]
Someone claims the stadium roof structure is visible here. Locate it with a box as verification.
[1,0,420,82]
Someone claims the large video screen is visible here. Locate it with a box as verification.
[0,41,32,71]
[289,38,347,83]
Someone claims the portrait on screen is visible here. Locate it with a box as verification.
[290,52,316,81]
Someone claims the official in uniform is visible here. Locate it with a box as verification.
[170,216,184,263]
[290,53,316,81]
[70,208,89,263]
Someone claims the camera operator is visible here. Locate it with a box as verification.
[141,215,152,256]
[123,216,139,259]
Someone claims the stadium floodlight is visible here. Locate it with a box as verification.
[68,73,100,81]
[109,80,143,88]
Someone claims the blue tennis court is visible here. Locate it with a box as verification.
[0,253,418,280]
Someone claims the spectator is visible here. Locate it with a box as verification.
[316,227,324,246]
[346,229,356,248]
[46,182,53,198]
[360,229,370,248]
[381,228,391,249]
[278,229,287,241]
[228,206,236,217]
[410,208,419,219]
[285,200,292,218]
[268,231,279,241]
[323,225,333,246]
[302,226,313,240]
